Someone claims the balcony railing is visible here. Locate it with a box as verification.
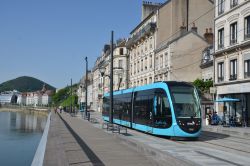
[218,44,224,50]
[245,72,250,78]
[218,9,224,15]
[126,22,156,47]
[245,33,250,40]
[229,74,237,81]
[218,77,224,82]
[230,39,237,45]
[230,0,238,8]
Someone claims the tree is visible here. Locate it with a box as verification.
[193,78,213,93]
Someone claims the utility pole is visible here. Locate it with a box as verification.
[110,31,114,124]
[70,78,72,114]
[85,57,88,118]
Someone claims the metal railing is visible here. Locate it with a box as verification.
[245,33,250,40]
[229,74,237,81]
[230,39,237,45]
[218,44,224,50]
[244,72,250,78]
[230,0,238,8]
[218,77,224,82]
[126,22,156,47]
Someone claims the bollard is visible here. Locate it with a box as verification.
[87,112,90,121]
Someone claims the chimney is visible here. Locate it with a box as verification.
[204,28,213,45]
[179,22,187,36]
[191,22,197,33]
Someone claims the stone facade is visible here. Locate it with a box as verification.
[126,5,157,87]
[214,0,250,125]
[86,40,129,112]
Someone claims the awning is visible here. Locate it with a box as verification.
[215,97,240,102]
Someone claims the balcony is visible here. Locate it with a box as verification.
[245,72,250,78]
[230,0,238,8]
[218,77,224,82]
[230,39,237,46]
[229,74,237,81]
[126,22,157,48]
[245,33,250,40]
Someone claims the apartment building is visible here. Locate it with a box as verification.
[91,40,129,112]
[155,0,214,82]
[78,71,93,111]
[214,0,250,126]
[126,2,159,87]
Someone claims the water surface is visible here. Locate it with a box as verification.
[0,111,47,166]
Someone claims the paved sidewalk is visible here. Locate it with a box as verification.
[43,112,156,166]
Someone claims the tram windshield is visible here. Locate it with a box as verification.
[169,85,201,118]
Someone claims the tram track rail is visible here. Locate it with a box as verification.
[201,132,250,146]
[197,135,250,154]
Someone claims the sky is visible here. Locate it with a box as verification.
[0,0,166,89]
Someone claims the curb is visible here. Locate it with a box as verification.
[31,112,51,166]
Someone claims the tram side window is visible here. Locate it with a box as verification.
[113,96,122,119]
[154,90,172,128]
[134,90,154,126]
[122,96,131,121]
[113,93,132,121]
[103,97,110,117]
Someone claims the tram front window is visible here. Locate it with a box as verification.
[169,85,201,133]
[170,86,201,119]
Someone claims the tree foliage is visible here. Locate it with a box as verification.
[52,83,78,107]
[193,78,213,92]
[0,76,55,92]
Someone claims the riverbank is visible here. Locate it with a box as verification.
[0,107,49,116]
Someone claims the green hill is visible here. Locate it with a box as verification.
[0,76,56,92]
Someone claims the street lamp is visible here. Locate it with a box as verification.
[85,57,88,119]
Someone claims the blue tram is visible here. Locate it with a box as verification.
[102,81,202,137]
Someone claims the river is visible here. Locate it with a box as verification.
[0,110,47,166]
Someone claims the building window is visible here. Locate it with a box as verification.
[218,0,224,15]
[134,63,136,74]
[245,15,250,40]
[165,52,168,67]
[137,61,139,73]
[149,77,152,83]
[230,0,238,8]
[150,37,153,49]
[218,62,224,82]
[160,55,163,68]
[244,59,250,78]
[230,22,237,45]
[141,59,143,71]
[131,64,133,76]
[144,78,147,84]
[120,48,124,55]
[218,28,224,49]
[229,59,237,80]
[155,57,159,70]
[145,57,147,70]
[150,55,152,68]
[118,60,123,68]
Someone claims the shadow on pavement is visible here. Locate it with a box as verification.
[198,131,230,141]
[58,114,105,166]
